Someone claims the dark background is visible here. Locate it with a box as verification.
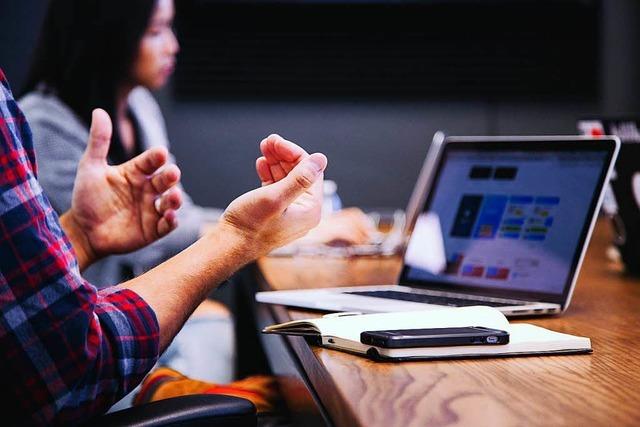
[1,0,639,210]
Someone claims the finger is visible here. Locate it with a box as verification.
[269,161,287,182]
[150,164,181,194]
[128,147,169,176]
[84,109,113,161]
[155,188,183,213]
[266,153,328,207]
[345,209,377,233]
[272,137,307,175]
[157,210,178,237]
[333,224,368,244]
[280,160,295,174]
[256,157,274,185]
[340,207,363,217]
[332,232,365,246]
[261,135,307,179]
[261,134,308,163]
[273,136,308,162]
[354,227,372,243]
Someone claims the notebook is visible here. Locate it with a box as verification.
[263,306,592,361]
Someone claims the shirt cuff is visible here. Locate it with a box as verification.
[96,287,160,393]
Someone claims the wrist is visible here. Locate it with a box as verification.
[60,211,98,271]
[211,220,262,265]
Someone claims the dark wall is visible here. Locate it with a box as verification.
[0,0,47,89]
[172,1,599,101]
[602,0,640,112]
[1,0,638,210]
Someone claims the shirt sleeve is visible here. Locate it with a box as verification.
[0,70,160,425]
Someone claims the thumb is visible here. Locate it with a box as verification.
[84,108,112,161]
[268,153,327,206]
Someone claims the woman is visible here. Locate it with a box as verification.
[20,0,373,395]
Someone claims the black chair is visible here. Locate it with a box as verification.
[92,394,257,427]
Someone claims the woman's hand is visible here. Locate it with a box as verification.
[301,207,377,246]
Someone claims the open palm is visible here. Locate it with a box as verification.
[69,109,182,258]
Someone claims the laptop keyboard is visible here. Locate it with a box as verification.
[345,290,522,307]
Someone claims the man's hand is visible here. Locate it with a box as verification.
[256,136,374,247]
[61,109,183,270]
[220,134,327,259]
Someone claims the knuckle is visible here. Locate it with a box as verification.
[295,170,314,189]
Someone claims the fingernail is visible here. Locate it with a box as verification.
[309,153,328,173]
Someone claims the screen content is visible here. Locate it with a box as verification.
[404,149,608,295]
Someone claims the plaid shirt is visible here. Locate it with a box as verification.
[0,69,159,425]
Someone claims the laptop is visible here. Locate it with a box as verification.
[578,117,640,274]
[257,136,620,316]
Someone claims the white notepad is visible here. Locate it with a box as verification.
[263,306,591,360]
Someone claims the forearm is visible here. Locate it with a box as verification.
[121,223,254,351]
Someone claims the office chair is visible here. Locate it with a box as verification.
[92,394,257,427]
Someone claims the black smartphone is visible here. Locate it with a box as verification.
[360,326,509,348]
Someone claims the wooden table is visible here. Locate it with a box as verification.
[255,220,640,427]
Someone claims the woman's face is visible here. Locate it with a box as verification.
[132,0,179,90]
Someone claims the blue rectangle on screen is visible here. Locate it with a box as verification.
[509,195,534,204]
[450,195,484,237]
[524,234,546,241]
[545,217,554,227]
[500,233,520,239]
[472,195,508,239]
[535,196,560,205]
[503,218,525,226]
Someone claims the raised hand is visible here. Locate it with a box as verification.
[63,109,182,267]
[220,134,327,257]
[257,135,374,247]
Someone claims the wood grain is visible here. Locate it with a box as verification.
[257,220,640,426]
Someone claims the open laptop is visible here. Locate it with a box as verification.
[578,117,640,275]
[257,136,620,316]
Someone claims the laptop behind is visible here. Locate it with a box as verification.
[257,136,620,316]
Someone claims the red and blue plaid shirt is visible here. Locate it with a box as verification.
[0,69,159,425]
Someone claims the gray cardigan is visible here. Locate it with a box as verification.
[19,87,222,288]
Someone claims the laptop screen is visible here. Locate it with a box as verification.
[401,140,616,303]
